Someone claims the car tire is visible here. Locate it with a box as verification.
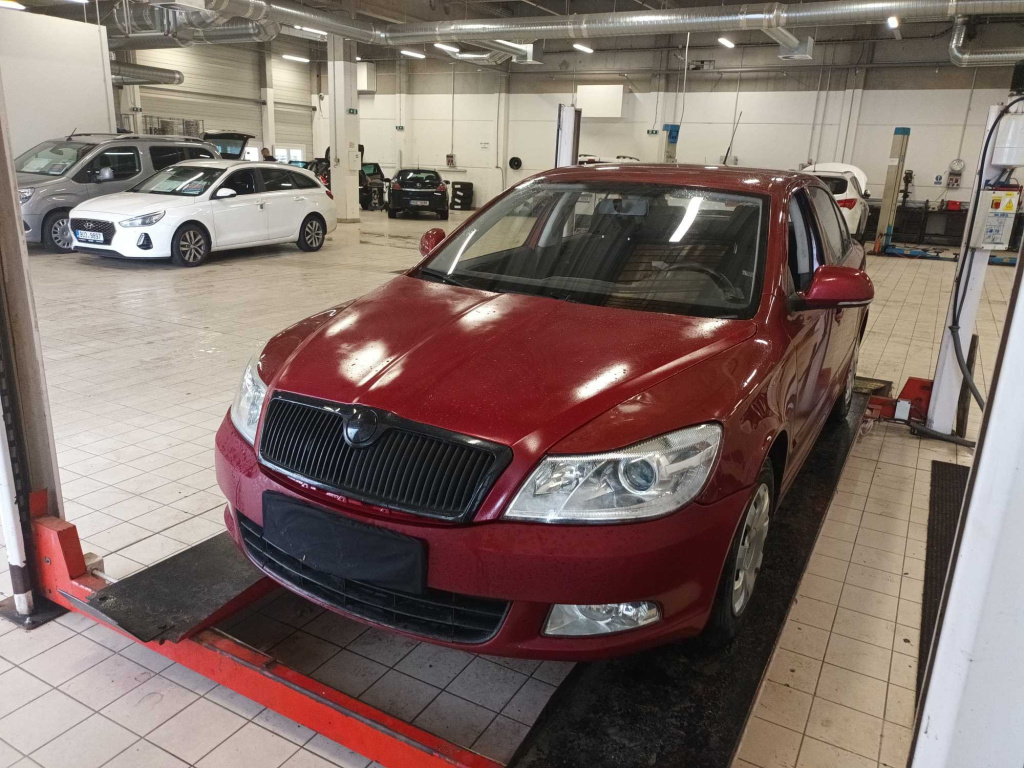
[831,346,858,422]
[41,209,74,254]
[170,223,210,267]
[702,458,775,648]
[387,208,397,219]
[297,215,326,252]
[438,209,449,221]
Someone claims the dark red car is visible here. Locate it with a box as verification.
[215,164,872,659]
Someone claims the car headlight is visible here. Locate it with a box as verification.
[18,188,33,205]
[505,423,722,524]
[230,354,268,445]
[119,211,165,228]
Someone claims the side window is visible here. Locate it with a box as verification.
[259,168,296,192]
[186,147,215,160]
[149,146,185,171]
[220,170,257,196]
[807,186,848,263]
[787,192,818,292]
[290,172,318,189]
[77,146,141,183]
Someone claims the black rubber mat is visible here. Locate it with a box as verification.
[919,461,970,691]
[513,394,870,768]
[85,533,264,642]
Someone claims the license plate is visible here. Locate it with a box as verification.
[410,200,429,206]
[76,230,104,243]
[262,492,426,593]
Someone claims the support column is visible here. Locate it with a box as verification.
[327,35,361,223]
[259,46,276,156]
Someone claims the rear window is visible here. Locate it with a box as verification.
[149,146,186,171]
[396,170,440,184]
[290,172,319,189]
[815,175,848,195]
[259,168,296,192]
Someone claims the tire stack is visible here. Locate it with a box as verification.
[451,182,474,211]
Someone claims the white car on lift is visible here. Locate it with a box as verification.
[804,162,871,242]
[69,160,337,266]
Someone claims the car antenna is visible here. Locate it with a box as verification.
[65,127,78,141]
[723,112,742,165]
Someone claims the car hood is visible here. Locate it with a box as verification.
[72,192,199,216]
[270,276,756,453]
[17,172,63,190]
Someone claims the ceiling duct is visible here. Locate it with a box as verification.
[950,17,1024,66]
[109,60,186,85]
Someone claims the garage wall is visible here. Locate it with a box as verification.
[272,37,315,158]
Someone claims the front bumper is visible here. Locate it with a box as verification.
[21,212,42,244]
[215,416,750,659]
[71,220,170,259]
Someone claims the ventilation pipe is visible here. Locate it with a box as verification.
[109,61,186,85]
[950,17,1024,66]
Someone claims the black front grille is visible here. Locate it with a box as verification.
[70,218,116,245]
[238,514,508,644]
[259,394,511,522]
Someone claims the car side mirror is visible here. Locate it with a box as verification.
[792,265,874,311]
[443,179,451,185]
[215,187,237,199]
[420,227,446,256]
[863,190,871,199]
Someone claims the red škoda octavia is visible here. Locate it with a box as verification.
[215,164,872,659]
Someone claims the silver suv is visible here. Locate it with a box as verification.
[16,133,226,252]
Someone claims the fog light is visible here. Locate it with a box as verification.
[137,233,153,250]
[543,601,661,636]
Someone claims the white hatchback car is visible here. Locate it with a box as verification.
[69,160,337,266]
[804,162,870,242]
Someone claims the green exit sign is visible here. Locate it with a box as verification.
[347,108,358,115]
[647,129,659,135]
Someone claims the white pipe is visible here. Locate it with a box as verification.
[0,395,32,617]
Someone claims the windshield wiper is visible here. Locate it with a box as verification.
[417,268,472,288]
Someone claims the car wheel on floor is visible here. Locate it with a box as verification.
[387,208,398,219]
[831,347,858,422]
[171,223,210,267]
[438,209,449,221]
[298,215,326,252]
[42,209,74,253]
[702,458,775,648]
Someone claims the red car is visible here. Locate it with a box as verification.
[215,164,872,659]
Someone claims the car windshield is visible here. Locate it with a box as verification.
[130,166,224,196]
[418,182,767,319]
[15,141,95,176]
[397,170,440,185]
[816,175,848,195]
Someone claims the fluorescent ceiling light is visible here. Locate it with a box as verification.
[0,1,26,9]
[887,15,899,28]
[434,43,460,53]
[456,53,488,59]
[297,25,327,35]
[572,43,594,53]
[495,39,529,51]
[717,37,735,48]
[66,0,90,4]
[401,50,426,59]
[356,56,362,61]
[282,54,310,63]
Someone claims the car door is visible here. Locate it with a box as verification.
[259,167,306,240]
[779,189,834,455]
[807,185,861,398]
[73,145,143,197]
[211,168,268,247]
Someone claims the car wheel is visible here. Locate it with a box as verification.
[438,209,449,221]
[171,223,209,267]
[702,459,774,647]
[387,208,397,219]
[298,215,325,252]
[41,209,74,253]
[831,346,858,422]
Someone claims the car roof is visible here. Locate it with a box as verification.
[170,159,306,170]
[64,134,214,145]
[531,164,817,198]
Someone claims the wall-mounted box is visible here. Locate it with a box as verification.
[357,62,376,94]
[576,84,624,119]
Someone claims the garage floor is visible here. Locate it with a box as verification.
[0,215,1013,768]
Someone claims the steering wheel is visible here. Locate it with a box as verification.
[660,263,742,300]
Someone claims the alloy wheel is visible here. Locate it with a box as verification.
[732,482,771,615]
[304,219,324,249]
[179,230,206,263]
[51,217,73,251]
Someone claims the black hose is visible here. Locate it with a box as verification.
[909,423,976,448]
[947,94,1024,412]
